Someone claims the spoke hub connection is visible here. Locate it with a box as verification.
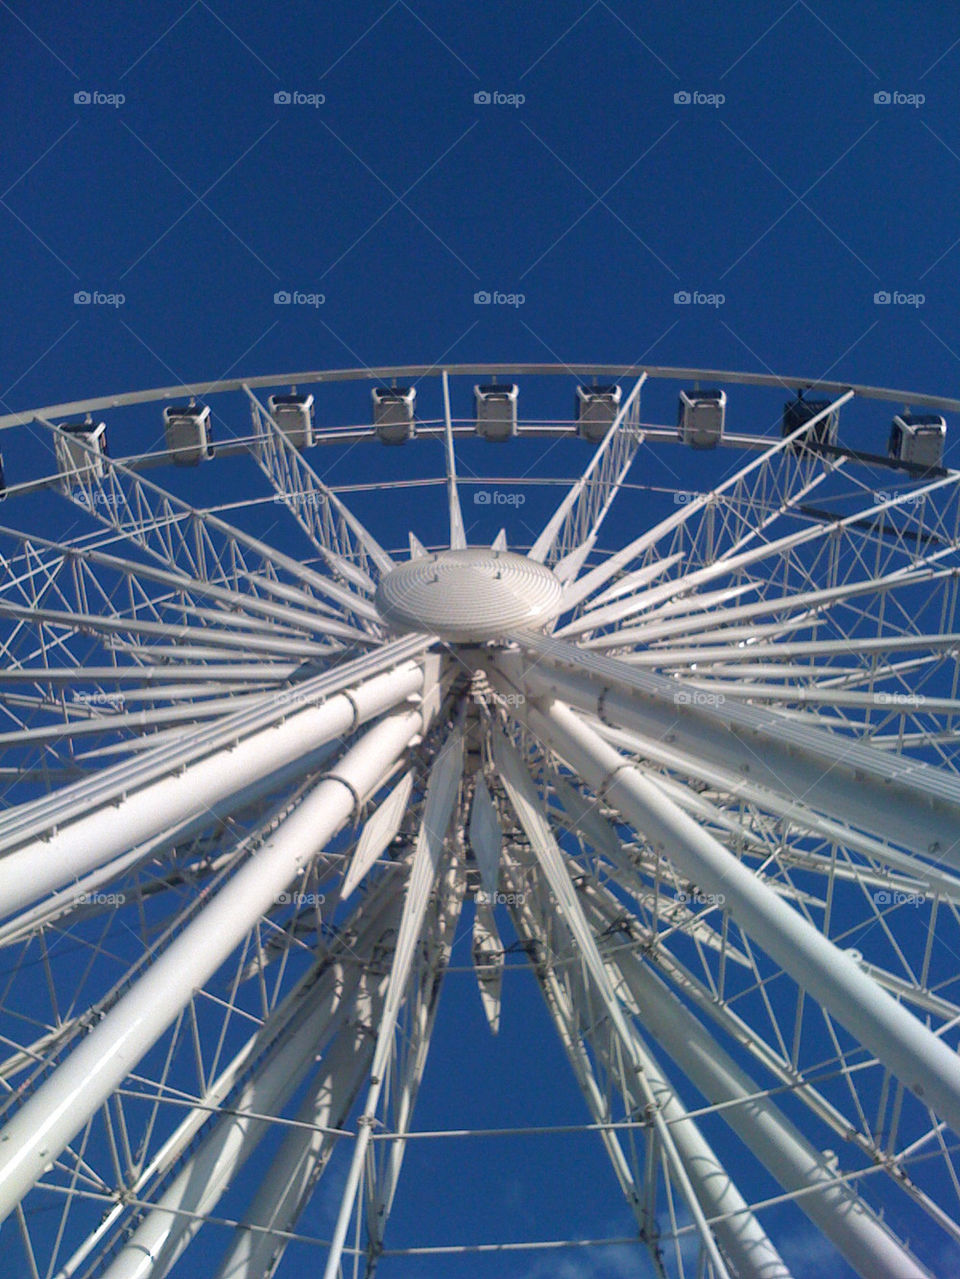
[374,548,562,641]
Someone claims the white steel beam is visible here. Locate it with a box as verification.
[503,850,790,1279]
[0,701,436,1221]
[0,635,432,849]
[582,889,932,1279]
[0,659,429,918]
[366,860,466,1267]
[212,967,386,1279]
[442,370,467,550]
[57,869,405,1279]
[501,637,960,862]
[489,681,960,1142]
[321,725,464,1279]
[490,725,734,1279]
[343,769,415,899]
[0,599,335,659]
[587,718,960,893]
[580,568,957,651]
[244,384,394,579]
[99,908,401,1279]
[528,374,646,567]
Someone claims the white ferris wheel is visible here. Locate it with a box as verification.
[0,362,959,1279]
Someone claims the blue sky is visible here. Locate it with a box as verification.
[3,2,960,1276]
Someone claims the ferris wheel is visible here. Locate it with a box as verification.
[0,361,959,1279]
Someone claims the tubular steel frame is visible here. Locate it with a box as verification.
[0,364,958,1278]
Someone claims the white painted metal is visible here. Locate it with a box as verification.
[528,374,647,566]
[500,637,960,860]
[492,724,751,1279]
[99,932,394,1279]
[442,370,467,551]
[4,361,960,1277]
[472,904,504,1034]
[343,769,415,899]
[0,703,434,1220]
[468,774,502,899]
[375,549,562,641]
[212,965,387,1279]
[320,725,464,1279]
[0,661,427,917]
[584,901,932,1279]
[490,684,960,1140]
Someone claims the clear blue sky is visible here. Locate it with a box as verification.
[2,2,959,1276]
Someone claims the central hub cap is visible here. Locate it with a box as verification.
[375,548,562,642]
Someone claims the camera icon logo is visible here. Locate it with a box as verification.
[673,290,691,304]
[873,290,891,304]
[74,90,91,105]
[874,91,891,104]
[274,290,291,304]
[274,90,292,104]
[474,490,491,504]
[73,290,91,304]
[474,91,491,105]
[674,90,691,105]
[473,290,491,304]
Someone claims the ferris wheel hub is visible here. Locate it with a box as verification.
[374,548,562,641]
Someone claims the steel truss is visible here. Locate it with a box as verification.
[1,364,959,1278]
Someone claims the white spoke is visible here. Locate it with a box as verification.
[3,362,960,1277]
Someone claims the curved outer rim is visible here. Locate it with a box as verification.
[3,361,960,430]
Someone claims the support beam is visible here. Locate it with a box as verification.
[501,637,960,862]
[488,678,960,1144]
[0,635,432,849]
[442,371,467,550]
[99,904,401,1279]
[0,660,428,918]
[366,860,466,1268]
[321,725,464,1279]
[528,374,646,567]
[212,968,385,1279]
[0,702,436,1221]
[504,853,791,1279]
[56,869,404,1279]
[490,725,734,1279]
[580,885,932,1279]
